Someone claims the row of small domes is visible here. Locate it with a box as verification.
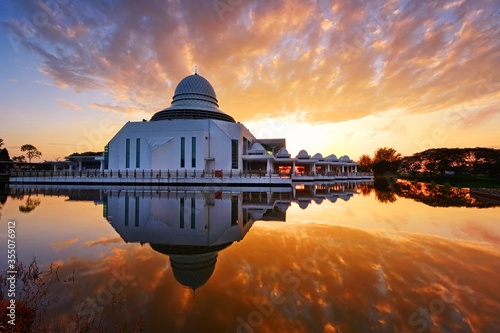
[249,143,352,161]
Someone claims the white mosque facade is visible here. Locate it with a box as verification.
[9,73,370,185]
[105,73,364,180]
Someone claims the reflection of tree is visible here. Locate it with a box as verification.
[395,180,499,208]
[373,178,397,203]
[375,191,397,203]
[0,185,7,219]
[358,183,373,196]
[19,196,41,214]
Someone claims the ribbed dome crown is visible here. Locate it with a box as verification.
[150,73,235,123]
[173,74,218,106]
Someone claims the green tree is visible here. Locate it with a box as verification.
[20,144,42,163]
[371,147,402,175]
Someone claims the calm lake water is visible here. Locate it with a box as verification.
[1,181,499,332]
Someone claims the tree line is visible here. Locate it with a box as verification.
[0,138,43,163]
[359,147,500,178]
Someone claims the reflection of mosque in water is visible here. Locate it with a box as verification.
[103,182,361,289]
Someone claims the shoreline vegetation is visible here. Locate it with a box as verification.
[0,258,144,333]
[371,174,500,189]
[360,147,500,189]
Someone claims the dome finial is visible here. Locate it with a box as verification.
[194,65,198,75]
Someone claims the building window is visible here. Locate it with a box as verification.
[103,144,109,170]
[102,196,108,218]
[124,195,129,227]
[231,139,238,169]
[135,197,140,227]
[136,138,141,168]
[191,198,196,229]
[231,196,238,226]
[180,198,185,228]
[180,137,185,168]
[125,139,130,168]
[191,137,196,168]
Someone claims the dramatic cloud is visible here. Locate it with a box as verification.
[3,0,499,123]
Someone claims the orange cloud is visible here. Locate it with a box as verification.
[84,236,123,247]
[3,0,499,126]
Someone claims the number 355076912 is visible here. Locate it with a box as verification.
[7,221,16,263]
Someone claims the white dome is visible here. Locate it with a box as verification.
[325,154,338,161]
[339,155,351,162]
[296,150,310,159]
[174,74,217,104]
[276,148,291,158]
[312,153,323,160]
[151,74,235,122]
[249,142,266,152]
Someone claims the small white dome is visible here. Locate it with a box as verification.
[325,154,338,161]
[276,148,291,158]
[248,143,266,154]
[312,153,323,160]
[296,150,310,159]
[339,155,351,162]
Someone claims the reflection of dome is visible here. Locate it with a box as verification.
[298,200,309,209]
[313,197,324,204]
[250,210,265,220]
[149,242,232,290]
[276,202,289,213]
[150,74,235,123]
[170,253,218,290]
[340,195,351,201]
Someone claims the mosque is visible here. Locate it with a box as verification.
[105,72,361,178]
[9,72,368,185]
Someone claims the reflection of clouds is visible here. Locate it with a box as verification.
[84,236,123,247]
[51,237,80,252]
[371,212,409,231]
[458,221,500,245]
[34,224,500,332]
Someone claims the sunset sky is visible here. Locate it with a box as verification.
[1,0,499,161]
